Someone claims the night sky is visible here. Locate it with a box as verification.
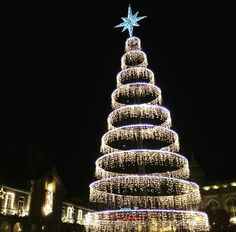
[1,1,236,200]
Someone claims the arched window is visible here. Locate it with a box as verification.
[77,209,83,224]
[0,221,11,232]
[226,198,236,216]
[207,199,220,210]
[67,206,74,223]
[13,222,23,232]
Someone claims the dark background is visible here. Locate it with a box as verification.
[1,1,235,199]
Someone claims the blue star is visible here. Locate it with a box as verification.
[115,4,147,37]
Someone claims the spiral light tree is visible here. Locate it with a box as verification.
[85,5,209,232]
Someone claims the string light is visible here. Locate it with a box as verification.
[116,67,155,88]
[107,104,171,130]
[125,36,141,51]
[111,83,162,110]
[86,36,209,231]
[89,176,200,209]
[121,50,148,70]
[95,150,189,179]
[101,124,179,154]
[85,209,209,232]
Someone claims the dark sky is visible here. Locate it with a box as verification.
[1,1,236,199]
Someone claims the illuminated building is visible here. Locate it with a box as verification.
[189,154,236,229]
[0,168,93,232]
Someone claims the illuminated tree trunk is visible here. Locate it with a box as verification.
[85,37,209,232]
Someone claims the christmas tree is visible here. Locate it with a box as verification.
[85,5,209,232]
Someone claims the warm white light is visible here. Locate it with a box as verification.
[116,67,155,88]
[230,216,236,225]
[66,206,75,223]
[85,209,209,232]
[212,185,219,189]
[90,176,200,209]
[47,183,53,192]
[0,187,5,199]
[101,124,179,154]
[121,50,148,70]
[231,182,236,187]
[4,192,15,209]
[42,182,54,216]
[107,104,171,130]
[111,82,162,110]
[95,150,189,179]
[87,36,209,231]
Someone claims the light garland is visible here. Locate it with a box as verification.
[125,37,141,52]
[107,104,171,130]
[111,82,162,110]
[89,176,200,209]
[101,124,179,154]
[95,150,189,179]
[87,35,209,231]
[121,50,148,70]
[116,67,155,88]
[85,209,209,232]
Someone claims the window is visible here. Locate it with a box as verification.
[226,198,236,216]
[77,209,83,224]
[18,196,25,216]
[67,206,74,223]
[18,196,24,209]
[61,206,66,222]
[42,182,54,216]
[4,192,15,209]
[207,199,220,210]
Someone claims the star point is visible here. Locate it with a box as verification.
[115,4,147,37]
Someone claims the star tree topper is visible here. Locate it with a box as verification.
[115,4,147,37]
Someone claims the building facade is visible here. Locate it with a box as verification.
[189,154,236,229]
[0,168,93,232]
[200,181,236,226]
